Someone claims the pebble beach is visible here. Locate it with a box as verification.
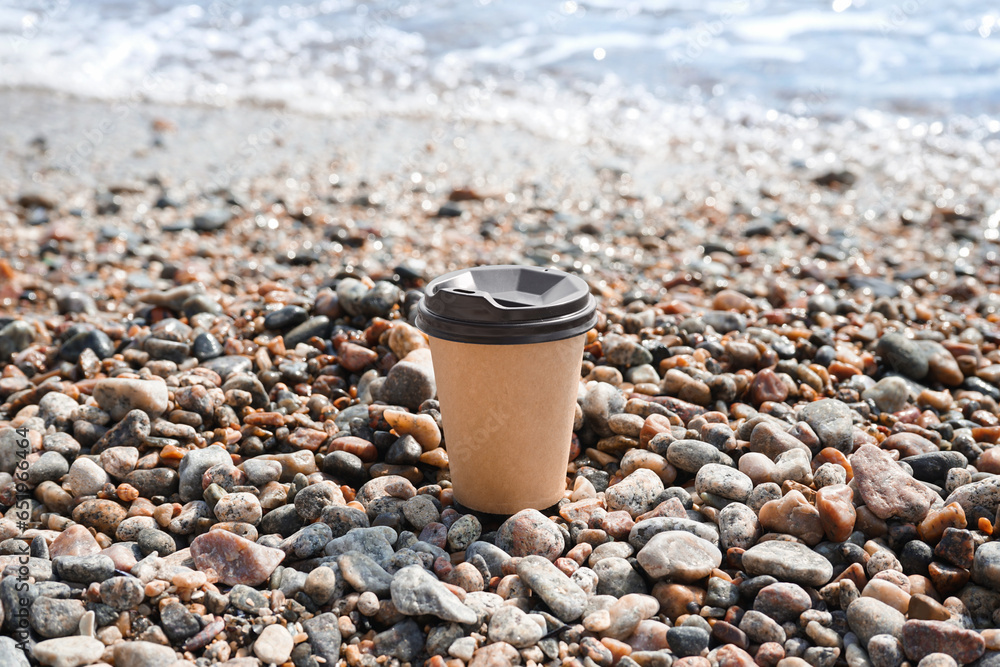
[3,50,1000,667]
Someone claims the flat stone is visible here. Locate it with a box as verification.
[114,641,178,667]
[629,516,720,549]
[902,620,985,664]
[742,541,833,587]
[516,555,588,622]
[53,554,115,584]
[667,439,735,472]
[637,531,721,582]
[92,377,169,421]
[32,636,105,667]
[390,564,477,623]
[852,444,934,522]
[190,530,284,586]
[902,451,968,485]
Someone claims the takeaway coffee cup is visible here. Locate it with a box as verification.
[415,265,597,514]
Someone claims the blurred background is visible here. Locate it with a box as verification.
[3,0,1000,142]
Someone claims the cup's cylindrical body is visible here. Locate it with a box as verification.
[428,334,585,514]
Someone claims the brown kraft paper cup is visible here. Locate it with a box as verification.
[415,265,596,515]
[427,333,586,514]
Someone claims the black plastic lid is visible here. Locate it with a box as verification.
[415,265,597,345]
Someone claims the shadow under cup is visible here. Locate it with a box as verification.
[415,265,597,515]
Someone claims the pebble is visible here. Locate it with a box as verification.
[447,513,482,551]
[59,329,114,362]
[100,576,145,610]
[488,605,545,647]
[92,377,169,420]
[380,351,436,410]
[862,376,911,413]
[99,445,139,478]
[192,332,223,360]
[0,637,29,667]
[637,531,722,582]
[53,553,115,583]
[759,490,825,545]
[742,541,833,587]
[254,624,294,665]
[815,483,857,542]
[49,524,100,558]
[30,596,86,638]
[695,464,753,502]
[495,509,565,560]
[190,530,285,586]
[214,492,263,524]
[798,399,854,453]
[66,457,109,496]
[852,444,934,522]
[847,597,906,646]
[32,636,105,667]
[516,555,588,621]
[302,612,343,665]
[606,468,665,517]
[668,439,735,472]
[338,551,393,595]
[972,541,1000,590]
[264,304,309,330]
[901,620,985,664]
[390,564,477,623]
[178,444,233,501]
[739,610,786,645]
[668,626,711,657]
[113,641,178,667]
[754,582,812,623]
